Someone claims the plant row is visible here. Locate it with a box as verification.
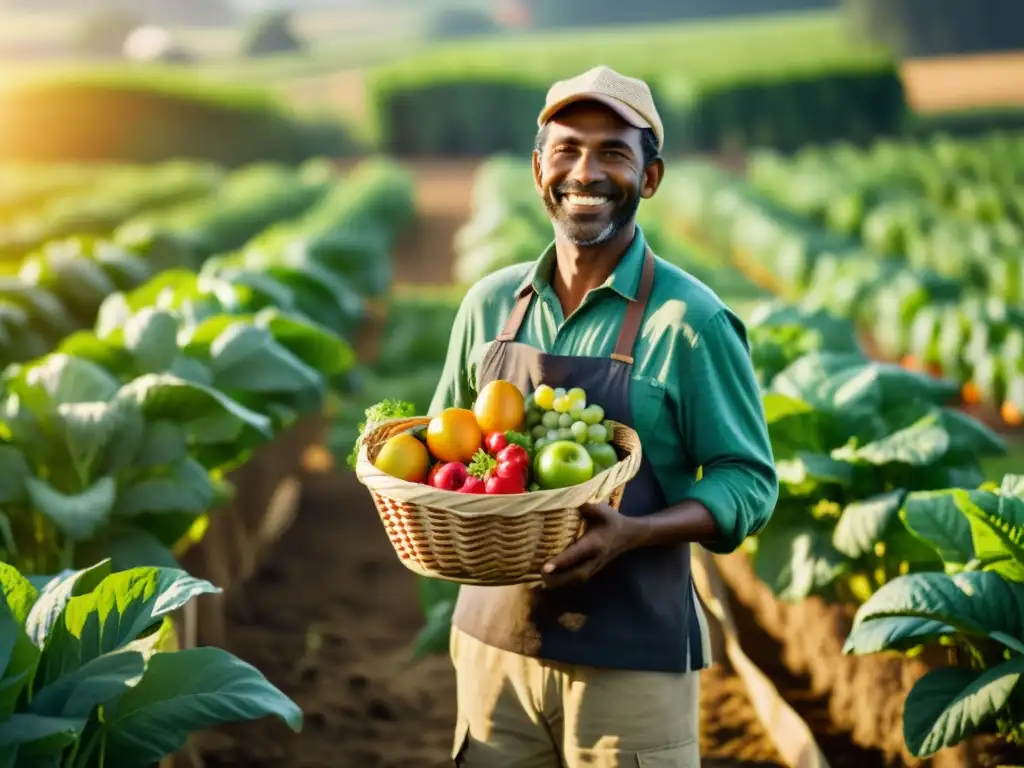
[409,153,1024,759]
[0,157,416,766]
[0,159,344,370]
[0,71,360,166]
[366,12,903,156]
[659,157,1024,427]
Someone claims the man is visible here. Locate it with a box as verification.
[429,65,778,767]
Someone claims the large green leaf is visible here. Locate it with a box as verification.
[24,475,115,542]
[832,414,949,467]
[100,646,302,765]
[54,400,126,482]
[133,420,188,468]
[832,489,907,559]
[54,332,133,379]
[0,565,40,717]
[122,308,180,373]
[903,658,1024,757]
[115,373,272,442]
[24,561,111,649]
[116,457,215,517]
[0,713,85,753]
[842,616,955,655]
[900,489,980,570]
[0,446,30,504]
[11,354,120,407]
[957,490,1024,582]
[850,571,1024,642]
[775,452,853,497]
[100,526,180,572]
[93,398,145,479]
[208,324,323,395]
[255,308,355,377]
[36,567,219,689]
[28,650,144,719]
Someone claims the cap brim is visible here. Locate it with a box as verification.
[538,92,651,132]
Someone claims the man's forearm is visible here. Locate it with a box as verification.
[622,499,720,551]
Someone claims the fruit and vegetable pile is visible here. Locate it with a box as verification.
[370,380,623,495]
[0,156,416,764]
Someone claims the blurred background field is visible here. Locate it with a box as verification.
[4,1,1024,766]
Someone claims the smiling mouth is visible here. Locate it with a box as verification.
[559,193,614,211]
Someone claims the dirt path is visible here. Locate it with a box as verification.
[198,162,882,767]
[901,52,1024,112]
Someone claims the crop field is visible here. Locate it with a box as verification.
[6,5,1024,763]
[3,136,1024,763]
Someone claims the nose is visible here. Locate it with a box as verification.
[569,150,605,186]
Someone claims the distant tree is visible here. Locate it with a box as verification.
[239,9,305,57]
[844,0,1024,57]
[524,0,837,28]
[424,7,499,40]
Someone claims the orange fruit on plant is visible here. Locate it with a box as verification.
[426,408,482,463]
[375,433,430,482]
[473,380,525,434]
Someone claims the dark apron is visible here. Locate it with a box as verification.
[451,246,705,674]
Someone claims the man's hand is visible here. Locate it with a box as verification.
[540,502,643,589]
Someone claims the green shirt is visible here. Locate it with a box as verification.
[429,227,778,554]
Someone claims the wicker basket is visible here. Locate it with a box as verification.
[355,417,643,585]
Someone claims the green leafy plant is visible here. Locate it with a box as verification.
[844,474,1024,757]
[0,558,301,766]
[751,343,1006,603]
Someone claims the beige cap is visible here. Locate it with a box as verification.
[538,66,664,152]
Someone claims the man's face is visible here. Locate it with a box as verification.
[532,102,662,247]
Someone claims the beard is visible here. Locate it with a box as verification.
[542,179,641,246]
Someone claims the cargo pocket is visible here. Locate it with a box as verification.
[451,717,470,765]
[634,738,698,767]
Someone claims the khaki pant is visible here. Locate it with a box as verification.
[449,627,700,767]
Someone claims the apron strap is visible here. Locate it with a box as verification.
[611,245,655,364]
[496,289,534,342]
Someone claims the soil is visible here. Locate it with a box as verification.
[195,162,905,767]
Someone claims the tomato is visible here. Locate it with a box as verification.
[474,380,525,435]
[426,408,483,464]
[374,433,430,483]
[484,432,509,455]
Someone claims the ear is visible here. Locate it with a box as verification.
[640,158,664,200]
[532,150,544,195]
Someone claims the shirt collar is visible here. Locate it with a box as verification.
[514,226,647,302]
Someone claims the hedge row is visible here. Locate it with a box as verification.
[0,71,361,166]
[367,12,906,156]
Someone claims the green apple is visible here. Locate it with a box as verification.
[533,440,595,489]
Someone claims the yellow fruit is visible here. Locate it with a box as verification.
[473,380,526,435]
[375,433,430,482]
[427,408,483,463]
[534,384,555,411]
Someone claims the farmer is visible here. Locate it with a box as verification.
[429,65,779,767]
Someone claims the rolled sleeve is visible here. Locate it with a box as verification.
[679,310,778,554]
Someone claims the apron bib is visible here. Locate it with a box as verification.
[451,247,706,673]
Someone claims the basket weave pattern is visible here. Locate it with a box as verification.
[356,417,642,585]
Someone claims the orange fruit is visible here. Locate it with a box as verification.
[426,408,482,464]
[375,433,430,482]
[473,380,525,435]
